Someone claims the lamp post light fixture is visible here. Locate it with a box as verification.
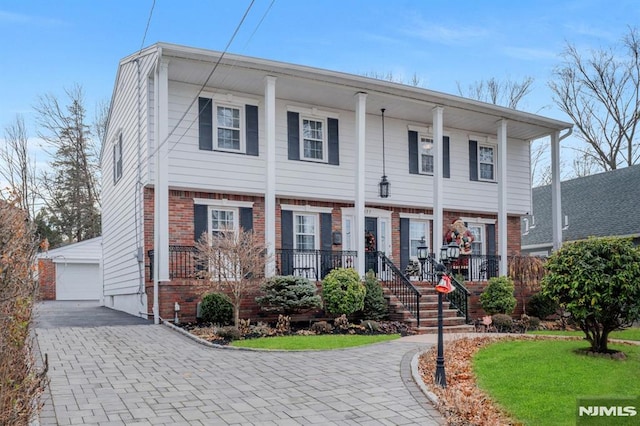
[434,240,460,388]
[379,108,390,198]
[416,237,429,281]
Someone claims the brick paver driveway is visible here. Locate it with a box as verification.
[34,301,444,425]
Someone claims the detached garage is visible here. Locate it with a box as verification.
[38,237,102,301]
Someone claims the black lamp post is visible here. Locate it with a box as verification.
[434,240,460,388]
[379,108,390,198]
[416,237,429,281]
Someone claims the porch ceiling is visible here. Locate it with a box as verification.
[162,43,571,142]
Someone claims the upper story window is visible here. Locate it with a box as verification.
[301,118,326,161]
[198,97,259,156]
[419,135,434,175]
[113,133,123,184]
[479,145,495,181]
[408,130,450,178]
[469,140,496,182]
[216,105,242,151]
[287,110,340,165]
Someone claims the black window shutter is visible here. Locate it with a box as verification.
[239,207,253,232]
[245,105,259,156]
[327,118,339,165]
[486,224,496,255]
[287,111,300,160]
[280,210,294,275]
[443,136,450,178]
[320,213,332,251]
[469,140,478,181]
[198,98,213,151]
[408,131,418,174]
[194,204,208,242]
[400,218,410,273]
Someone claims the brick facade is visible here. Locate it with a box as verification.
[37,258,56,301]
[144,186,524,323]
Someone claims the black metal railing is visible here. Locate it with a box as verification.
[448,254,500,282]
[275,249,357,281]
[376,252,422,327]
[427,256,471,323]
[148,245,198,280]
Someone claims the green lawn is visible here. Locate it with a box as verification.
[230,333,400,350]
[473,339,640,426]
[529,327,640,341]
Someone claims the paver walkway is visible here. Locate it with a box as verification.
[34,301,445,425]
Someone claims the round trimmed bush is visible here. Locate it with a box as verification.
[255,275,322,314]
[480,276,517,315]
[322,268,366,316]
[528,292,559,320]
[200,292,233,325]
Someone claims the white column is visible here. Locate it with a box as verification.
[355,92,367,275]
[432,106,444,254]
[264,76,277,277]
[153,58,169,324]
[550,131,562,251]
[497,119,508,275]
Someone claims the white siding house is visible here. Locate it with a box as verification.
[101,43,572,323]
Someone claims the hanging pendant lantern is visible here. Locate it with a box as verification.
[379,108,390,198]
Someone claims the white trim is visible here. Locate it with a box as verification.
[286,104,340,119]
[201,91,261,106]
[281,204,333,214]
[469,134,489,143]
[363,207,392,219]
[214,102,245,153]
[52,258,100,264]
[460,216,496,225]
[399,212,434,220]
[521,243,553,250]
[193,198,254,208]
[477,142,497,182]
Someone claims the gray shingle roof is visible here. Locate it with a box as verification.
[522,164,640,248]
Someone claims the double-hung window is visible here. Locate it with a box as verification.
[478,145,495,181]
[294,214,317,250]
[301,118,325,161]
[419,135,434,175]
[208,208,239,280]
[216,105,242,152]
[409,220,429,258]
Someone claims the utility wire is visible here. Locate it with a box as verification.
[139,0,156,53]
[151,0,256,159]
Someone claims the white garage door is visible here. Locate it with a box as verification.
[55,263,101,300]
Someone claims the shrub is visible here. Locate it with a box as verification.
[361,270,388,320]
[322,268,365,316]
[216,326,241,341]
[528,292,559,320]
[200,293,234,325]
[255,275,322,314]
[528,316,541,331]
[542,237,640,353]
[480,276,517,315]
[310,321,333,334]
[492,314,513,332]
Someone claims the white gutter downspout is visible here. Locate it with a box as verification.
[153,48,170,324]
[551,127,573,252]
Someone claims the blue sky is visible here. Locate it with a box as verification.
[1,0,639,175]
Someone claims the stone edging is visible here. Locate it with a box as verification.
[411,350,440,406]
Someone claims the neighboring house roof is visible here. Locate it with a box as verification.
[38,237,103,263]
[522,165,640,249]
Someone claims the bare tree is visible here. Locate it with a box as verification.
[549,27,640,172]
[194,229,270,326]
[34,84,101,243]
[0,115,38,219]
[361,71,424,87]
[508,255,545,315]
[456,76,535,109]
